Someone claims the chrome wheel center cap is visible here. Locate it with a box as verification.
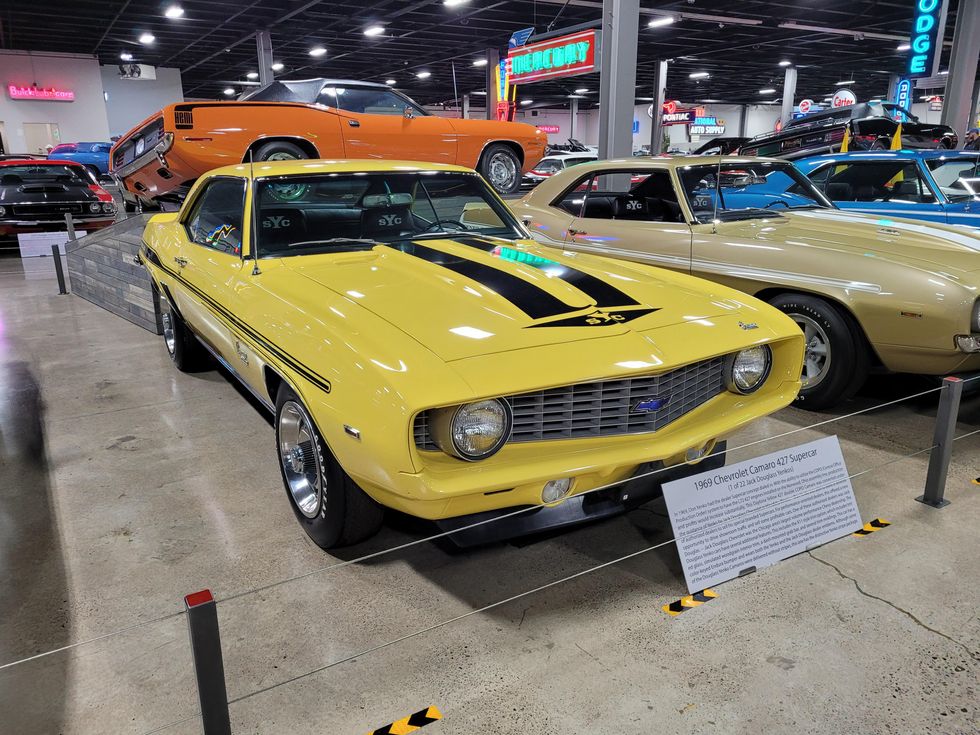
[287,446,305,473]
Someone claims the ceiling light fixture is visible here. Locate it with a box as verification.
[574,88,589,94]
[836,79,855,85]
[759,88,776,94]
[689,72,710,79]
[897,43,911,51]
[309,46,327,57]
[647,16,674,28]
[120,52,133,61]
[416,71,431,79]
[246,72,258,79]
[700,99,721,103]
[444,0,470,6]
[139,33,155,44]
[778,60,792,67]
[364,25,385,37]
[472,90,487,95]
[223,88,235,96]
[472,58,487,67]
[940,70,949,75]
[164,4,184,19]
[521,99,533,105]
[385,79,397,85]
[271,62,284,71]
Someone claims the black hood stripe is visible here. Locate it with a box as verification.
[447,236,641,309]
[390,241,575,319]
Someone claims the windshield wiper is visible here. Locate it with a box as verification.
[285,238,377,248]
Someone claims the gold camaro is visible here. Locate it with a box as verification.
[139,159,803,548]
[514,156,980,408]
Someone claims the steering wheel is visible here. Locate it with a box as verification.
[764,199,790,209]
[422,219,467,233]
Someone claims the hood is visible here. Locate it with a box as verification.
[720,209,980,274]
[0,182,99,205]
[282,236,737,361]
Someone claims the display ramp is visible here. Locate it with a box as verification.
[65,214,163,335]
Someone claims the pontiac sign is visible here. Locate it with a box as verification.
[507,29,599,84]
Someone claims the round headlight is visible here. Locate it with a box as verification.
[431,399,512,461]
[89,202,101,213]
[725,345,772,394]
[0,205,5,217]
[102,202,115,213]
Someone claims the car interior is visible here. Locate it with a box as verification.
[555,171,684,222]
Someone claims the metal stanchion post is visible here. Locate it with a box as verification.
[916,376,963,508]
[50,244,67,294]
[63,213,77,242]
[184,589,232,735]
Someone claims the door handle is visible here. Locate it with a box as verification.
[568,227,587,236]
[347,119,360,127]
[174,256,188,267]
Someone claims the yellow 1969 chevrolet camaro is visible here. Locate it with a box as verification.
[139,159,803,548]
[514,156,980,409]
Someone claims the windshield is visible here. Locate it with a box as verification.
[677,161,834,223]
[533,159,563,174]
[254,171,524,257]
[0,164,91,184]
[925,157,980,201]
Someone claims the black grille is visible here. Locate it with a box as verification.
[11,203,86,217]
[414,356,726,451]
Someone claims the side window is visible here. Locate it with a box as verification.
[579,170,682,223]
[317,86,423,116]
[825,162,932,203]
[552,174,595,216]
[184,178,246,255]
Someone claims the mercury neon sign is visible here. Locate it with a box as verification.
[7,84,75,101]
[906,0,948,78]
[507,30,598,84]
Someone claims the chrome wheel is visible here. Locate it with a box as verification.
[161,310,175,356]
[266,151,299,161]
[487,151,518,192]
[792,313,831,389]
[278,400,325,519]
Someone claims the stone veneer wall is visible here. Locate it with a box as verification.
[65,214,163,334]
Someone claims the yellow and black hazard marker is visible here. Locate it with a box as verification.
[853,518,890,536]
[662,589,718,616]
[366,706,442,735]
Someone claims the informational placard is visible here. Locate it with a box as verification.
[17,230,85,258]
[662,436,861,594]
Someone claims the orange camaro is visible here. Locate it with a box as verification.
[110,78,546,205]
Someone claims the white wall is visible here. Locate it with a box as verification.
[0,50,111,153]
[100,66,184,138]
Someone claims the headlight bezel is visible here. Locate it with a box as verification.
[430,398,513,461]
[971,298,980,333]
[0,204,6,217]
[724,344,773,395]
[88,202,101,213]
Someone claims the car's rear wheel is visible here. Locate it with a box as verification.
[275,384,384,548]
[253,140,308,162]
[158,290,209,372]
[768,293,868,410]
[479,143,522,194]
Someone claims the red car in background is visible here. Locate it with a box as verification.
[0,159,116,237]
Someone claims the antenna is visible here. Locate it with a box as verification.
[710,154,723,235]
[451,61,459,117]
[249,149,261,275]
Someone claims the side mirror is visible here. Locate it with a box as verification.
[521,215,532,226]
[404,106,415,119]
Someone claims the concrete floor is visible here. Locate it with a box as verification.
[0,254,978,735]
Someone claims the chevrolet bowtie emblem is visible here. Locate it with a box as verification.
[633,396,671,413]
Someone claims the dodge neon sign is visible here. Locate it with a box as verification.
[507,30,599,84]
[906,0,949,78]
[7,84,75,101]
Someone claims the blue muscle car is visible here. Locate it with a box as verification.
[796,151,980,227]
[47,142,113,177]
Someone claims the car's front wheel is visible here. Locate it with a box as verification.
[274,384,384,548]
[158,290,209,372]
[769,293,868,410]
[252,140,308,162]
[479,143,522,194]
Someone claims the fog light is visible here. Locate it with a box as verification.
[955,335,980,353]
[541,478,571,503]
[686,444,710,462]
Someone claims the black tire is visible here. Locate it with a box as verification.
[275,384,384,548]
[479,143,522,194]
[252,140,308,162]
[159,292,210,372]
[124,200,138,213]
[768,293,869,410]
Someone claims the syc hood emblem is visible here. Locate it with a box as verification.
[633,396,671,413]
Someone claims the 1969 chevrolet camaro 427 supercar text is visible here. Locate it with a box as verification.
[514,156,980,409]
[138,159,804,548]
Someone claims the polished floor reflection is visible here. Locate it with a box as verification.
[0,253,978,734]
